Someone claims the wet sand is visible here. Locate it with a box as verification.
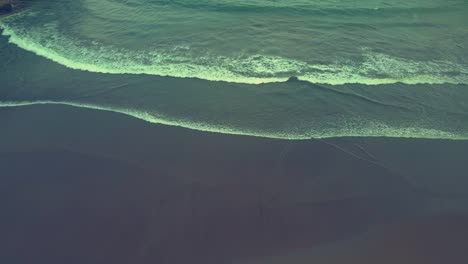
[1,104,468,264]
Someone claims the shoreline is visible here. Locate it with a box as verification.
[1,103,468,263]
[1,1,468,263]
[1,100,467,141]
[3,103,468,197]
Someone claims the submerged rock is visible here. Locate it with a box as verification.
[0,0,25,15]
[286,76,300,83]
[0,4,13,14]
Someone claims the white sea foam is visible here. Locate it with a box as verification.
[0,101,465,140]
[1,18,467,85]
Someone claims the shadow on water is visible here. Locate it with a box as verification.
[0,0,31,16]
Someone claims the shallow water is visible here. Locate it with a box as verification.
[1,0,468,139]
[2,0,468,84]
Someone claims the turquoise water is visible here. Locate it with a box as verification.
[2,0,468,84]
[1,0,468,139]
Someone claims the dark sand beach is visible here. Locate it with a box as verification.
[1,104,468,264]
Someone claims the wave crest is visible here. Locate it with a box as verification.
[1,16,467,85]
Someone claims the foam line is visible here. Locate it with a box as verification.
[0,101,465,140]
[1,19,467,85]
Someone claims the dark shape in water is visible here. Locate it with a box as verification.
[286,76,300,83]
[0,3,13,14]
[0,0,29,15]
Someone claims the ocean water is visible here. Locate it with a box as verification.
[1,0,468,139]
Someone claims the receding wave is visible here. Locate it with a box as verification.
[0,101,466,140]
[1,29,467,141]
[1,19,467,85]
[1,0,467,141]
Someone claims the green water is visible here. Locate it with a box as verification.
[1,0,468,139]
